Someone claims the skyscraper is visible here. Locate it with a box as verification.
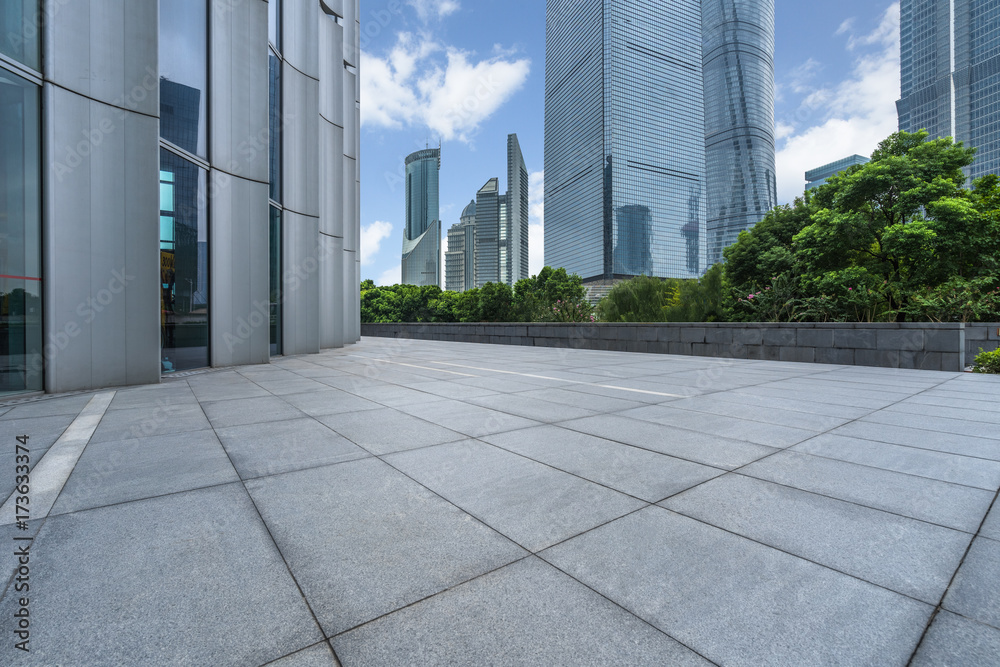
[506,134,530,284]
[544,0,775,283]
[805,155,870,190]
[703,0,777,266]
[445,200,477,292]
[474,178,502,287]
[401,148,441,286]
[897,0,1000,180]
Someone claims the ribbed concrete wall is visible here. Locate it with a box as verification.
[362,322,982,372]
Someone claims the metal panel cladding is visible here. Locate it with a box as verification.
[702,0,776,268]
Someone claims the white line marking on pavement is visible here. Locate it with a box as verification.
[0,391,115,525]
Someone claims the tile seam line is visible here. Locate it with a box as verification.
[905,485,1000,666]
[188,378,338,665]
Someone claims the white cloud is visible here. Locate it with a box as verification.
[836,18,856,36]
[789,58,822,94]
[529,170,544,276]
[775,3,901,204]
[361,33,531,143]
[407,0,460,22]
[378,264,401,286]
[360,220,394,266]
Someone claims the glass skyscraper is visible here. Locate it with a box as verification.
[544,0,775,282]
[703,0,777,267]
[506,134,530,285]
[401,148,442,286]
[445,201,477,292]
[897,0,1000,180]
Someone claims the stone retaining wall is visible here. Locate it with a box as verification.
[361,322,1000,372]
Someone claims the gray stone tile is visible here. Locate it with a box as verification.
[982,503,1000,542]
[832,420,1000,461]
[546,381,678,404]
[265,642,339,666]
[202,395,306,428]
[404,380,499,400]
[559,414,777,469]
[741,451,994,533]
[89,404,211,443]
[542,507,931,667]
[455,375,560,393]
[187,379,271,402]
[662,474,972,603]
[0,447,48,505]
[316,375,387,393]
[482,425,723,502]
[280,388,382,417]
[256,378,333,396]
[316,407,465,456]
[943,537,1000,628]
[216,418,368,479]
[385,440,645,551]
[911,611,1000,667]
[514,386,647,413]
[0,485,322,666]
[666,396,852,431]
[864,411,1000,441]
[465,393,597,422]
[51,430,239,515]
[394,400,542,438]
[888,401,1000,425]
[346,383,450,407]
[0,414,75,449]
[246,458,526,636]
[333,557,710,666]
[620,404,818,447]
[794,433,1000,491]
[106,384,198,411]
[0,394,92,419]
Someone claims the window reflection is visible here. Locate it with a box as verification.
[159,0,208,157]
[159,149,209,372]
[0,0,40,71]
[0,68,42,394]
[269,52,282,203]
[269,207,282,356]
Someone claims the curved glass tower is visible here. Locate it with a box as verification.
[401,148,441,286]
[703,0,777,267]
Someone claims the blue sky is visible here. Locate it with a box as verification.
[359,0,902,286]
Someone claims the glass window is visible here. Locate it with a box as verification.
[159,149,209,372]
[269,206,282,356]
[0,68,41,394]
[269,51,282,203]
[159,0,208,158]
[0,1,40,71]
[269,0,281,52]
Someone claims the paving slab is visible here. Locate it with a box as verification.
[316,407,466,456]
[943,537,1000,629]
[832,420,1000,461]
[541,506,932,667]
[559,414,777,469]
[664,396,853,431]
[394,400,542,438]
[464,393,597,422]
[89,403,211,443]
[215,417,369,479]
[910,611,1000,667]
[385,440,644,551]
[106,384,199,411]
[333,557,711,666]
[887,401,1000,425]
[482,424,723,502]
[982,502,1000,542]
[0,414,76,450]
[793,433,1000,490]
[0,394,93,419]
[265,643,340,666]
[280,389,383,417]
[202,395,306,428]
[662,474,972,603]
[741,450,995,532]
[513,386,647,413]
[246,458,526,636]
[863,411,1000,440]
[0,484,322,666]
[620,403,818,448]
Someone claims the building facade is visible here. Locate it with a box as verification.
[401,148,441,286]
[897,0,1000,180]
[0,0,360,396]
[445,201,477,293]
[474,178,502,287]
[506,134,530,285]
[544,0,775,282]
[805,155,870,190]
[703,0,777,266]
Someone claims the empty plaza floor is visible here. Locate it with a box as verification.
[1,337,999,665]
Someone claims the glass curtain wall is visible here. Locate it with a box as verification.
[0,0,40,71]
[159,0,209,371]
[0,67,42,394]
[268,0,283,355]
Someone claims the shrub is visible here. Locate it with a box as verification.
[973,348,1000,374]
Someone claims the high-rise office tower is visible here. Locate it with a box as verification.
[401,148,441,286]
[474,178,502,287]
[703,0,777,266]
[0,0,361,396]
[544,0,775,282]
[506,134,530,284]
[445,201,477,292]
[805,155,870,190]
[897,0,1000,180]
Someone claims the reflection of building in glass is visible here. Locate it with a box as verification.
[703,0,777,267]
[805,155,870,190]
[8,0,361,395]
[897,0,1000,180]
[545,0,775,281]
[613,205,652,277]
[475,178,501,287]
[545,0,708,282]
[445,200,477,292]
[401,148,441,286]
